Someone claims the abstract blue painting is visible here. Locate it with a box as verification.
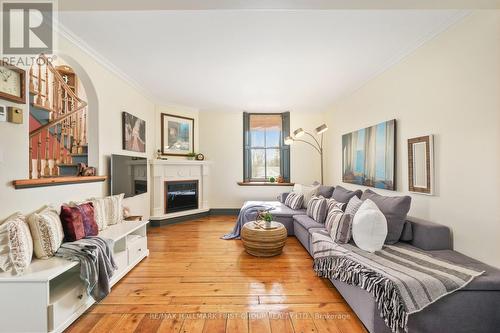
[342,119,396,190]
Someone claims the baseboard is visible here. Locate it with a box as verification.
[150,209,239,227]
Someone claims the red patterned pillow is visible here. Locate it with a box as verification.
[76,202,98,237]
[60,205,85,242]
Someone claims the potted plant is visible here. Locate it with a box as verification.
[186,152,196,160]
[269,176,276,183]
[258,210,274,228]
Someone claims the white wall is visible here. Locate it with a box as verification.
[199,110,326,208]
[0,33,155,220]
[324,11,500,267]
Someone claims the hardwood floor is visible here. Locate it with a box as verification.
[65,216,367,333]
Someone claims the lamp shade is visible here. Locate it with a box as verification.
[293,128,305,138]
[315,124,328,135]
[284,136,294,145]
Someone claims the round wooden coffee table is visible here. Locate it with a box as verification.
[241,221,287,257]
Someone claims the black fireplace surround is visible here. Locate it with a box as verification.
[165,180,199,213]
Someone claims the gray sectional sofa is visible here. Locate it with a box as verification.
[265,187,500,333]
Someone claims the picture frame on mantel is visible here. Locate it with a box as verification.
[408,135,434,195]
[161,113,195,156]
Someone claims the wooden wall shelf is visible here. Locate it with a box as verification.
[12,176,107,189]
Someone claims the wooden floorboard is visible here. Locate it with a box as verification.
[65,216,367,333]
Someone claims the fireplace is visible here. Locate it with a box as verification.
[164,180,199,213]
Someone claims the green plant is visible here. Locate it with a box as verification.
[258,211,273,223]
[187,152,196,159]
[269,177,276,183]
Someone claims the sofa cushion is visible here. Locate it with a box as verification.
[277,192,290,203]
[293,184,319,208]
[284,192,304,210]
[332,185,362,203]
[361,189,411,244]
[345,196,363,216]
[325,208,353,244]
[27,206,64,259]
[293,214,324,230]
[400,221,413,241]
[352,199,387,252]
[325,198,346,212]
[317,185,335,198]
[306,197,327,224]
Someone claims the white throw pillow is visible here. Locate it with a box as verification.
[27,206,64,259]
[101,194,124,225]
[352,199,387,253]
[292,184,319,208]
[0,213,33,275]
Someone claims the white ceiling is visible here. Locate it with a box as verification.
[58,10,467,111]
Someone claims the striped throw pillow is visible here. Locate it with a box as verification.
[306,196,327,224]
[345,196,363,216]
[325,198,347,212]
[325,208,353,244]
[284,192,304,210]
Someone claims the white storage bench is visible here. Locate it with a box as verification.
[0,220,149,333]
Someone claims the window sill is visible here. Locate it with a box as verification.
[12,176,107,189]
[237,181,295,187]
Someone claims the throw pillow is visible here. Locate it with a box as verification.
[88,198,107,231]
[27,206,64,259]
[293,184,319,208]
[306,196,327,224]
[331,185,362,203]
[361,189,411,244]
[102,193,125,225]
[325,208,353,244]
[75,203,98,237]
[325,198,346,212]
[284,192,304,210]
[60,205,86,242]
[352,199,387,252]
[0,213,33,275]
[345,196,363,216]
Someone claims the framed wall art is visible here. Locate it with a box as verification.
[122,112,146,153]
[161,113,194,156]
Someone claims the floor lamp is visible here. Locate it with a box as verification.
[285,124,328,184]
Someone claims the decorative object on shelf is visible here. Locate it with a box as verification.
[195,153,205,161]
[161,113,194,156]
[276,175,284,183]
[342,119,396,191]
[77,163,96,177]
[269,176,276,183]
[124,215,143,222]
[408,134,434,195]
[186,152,196,160]
[7,106,23,124]
[123,206,131,219]
[155,149,168,160]
[285,123,328,184]
[122,112,146,153]
[0,61,26,104]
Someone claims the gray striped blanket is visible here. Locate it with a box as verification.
[311,230,484,333]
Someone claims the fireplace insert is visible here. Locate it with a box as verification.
[164,180,199,213]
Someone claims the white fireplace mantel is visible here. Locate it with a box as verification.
[150,159,213,220]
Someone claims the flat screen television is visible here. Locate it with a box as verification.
[111,154,148,198]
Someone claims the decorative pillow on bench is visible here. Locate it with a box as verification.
[284,192,304,210]
[0,213,33,275]
[28,206,64,259]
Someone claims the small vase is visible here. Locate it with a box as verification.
[265,221,272,228]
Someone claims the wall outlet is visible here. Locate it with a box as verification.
[0,106,6,122]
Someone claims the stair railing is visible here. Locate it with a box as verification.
[29,54,88,179]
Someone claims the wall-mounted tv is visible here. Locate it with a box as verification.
[111,154,148,198]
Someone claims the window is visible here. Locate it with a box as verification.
[243,112,290,182]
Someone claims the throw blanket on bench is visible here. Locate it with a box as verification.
[221,202,274,240]
[311,230,484,333]
[56,237,117,302]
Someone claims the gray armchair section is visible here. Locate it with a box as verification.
[407,218,452,250]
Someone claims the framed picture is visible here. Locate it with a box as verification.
[342,119,396,191]
[0,61,26,104]
[122,112,146,153]
[161,113,194,156]
[408,135,434,195]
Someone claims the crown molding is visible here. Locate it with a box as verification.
[54,21,159,104]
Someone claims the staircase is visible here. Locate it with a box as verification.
[29,55,88,179]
